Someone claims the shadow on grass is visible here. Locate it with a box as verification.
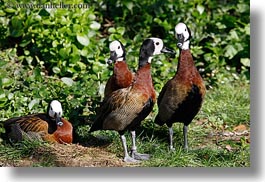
[135,119,185,148]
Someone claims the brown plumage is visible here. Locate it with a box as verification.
[155,22,206,150]
[3,100,73,144]
[90,38,175,162]
[104,40,134,97]
[93,64,156,132]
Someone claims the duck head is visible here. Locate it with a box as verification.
[175,22,191,50]
[108,40,126,65]
[48,100,63,127]
[139,37,175,68]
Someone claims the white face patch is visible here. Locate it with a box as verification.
[149,37,164,56]
[48,100,63,118]
[109,40,124,61]
[175,22,190,42]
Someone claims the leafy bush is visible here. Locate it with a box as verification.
[1,0,107,77]
[92,0,250,85]
[0,0,250,80]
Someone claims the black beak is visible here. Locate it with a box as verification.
[108,51,117,65]
[107,59,113,65]
[55,113,63,127]
[177,34,184,48]
[161,46,176,56]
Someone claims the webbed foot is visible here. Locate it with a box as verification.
[123,156,141,163]
[131,151,150,161]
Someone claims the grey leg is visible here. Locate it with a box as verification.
[120,134,139,163]
[130,131,150,161]
[183,125,188,150]
[169,127,175,150]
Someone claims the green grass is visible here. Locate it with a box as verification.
[0,139,55,167]
[89,80,250,167]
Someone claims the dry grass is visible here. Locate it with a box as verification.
[0,143,127,167]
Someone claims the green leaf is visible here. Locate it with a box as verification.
[240,58,250,67]
[108,27,116,33]
[52,66,61,74]
[4,8,16,13]
[8,93,14,100]
[244,24,250,35]
[52,40,59,48]
[88,14,96,20]
[70,54,80,64]
[80,49,88,57]
[43,29,50,36]
[77,61,86,70]
[216,22,226,29]
[224,45,238,59]
[19,39,31,47]
[90,21,101,30]
[0,92,6,102]
[61,77,74,86]
[33,67,42,81]
[59,47,70,59]
[42,19,53,25]
[87,30,96,38]
[24,50,30,56]
[117,27,125,35]
[73,24,81,33]
[237,3,249,13]
[0,61,7,67]
[1,78,13,87]
[76,33,90,46]
[28,99,40,110]
[197,4,205,15]
[125,2,134,12]
[0,10,6,16]
[10,17,24,37]
[229,29,239,40]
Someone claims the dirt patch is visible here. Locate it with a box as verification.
[0,143,129,167]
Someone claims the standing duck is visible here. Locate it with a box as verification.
[104,40,134,97]
[4,100,73,144]
[90,38,175,162]
[155,22,206,150]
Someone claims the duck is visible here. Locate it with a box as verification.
[154,22,206,150]
[104,40,134,97]
[3,100,73,144]
[90,38,175,162]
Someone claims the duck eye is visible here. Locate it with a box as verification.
[118,46,121,49]
[156,42,159,45]
[185,28,187,31]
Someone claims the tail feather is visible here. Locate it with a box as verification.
[89,120,101,133]
[154,114,165,126]
[8,123,23,143]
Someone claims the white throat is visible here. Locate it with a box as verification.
[116,57,124,62]
[148,56,153,64]
[182,40,190,50]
